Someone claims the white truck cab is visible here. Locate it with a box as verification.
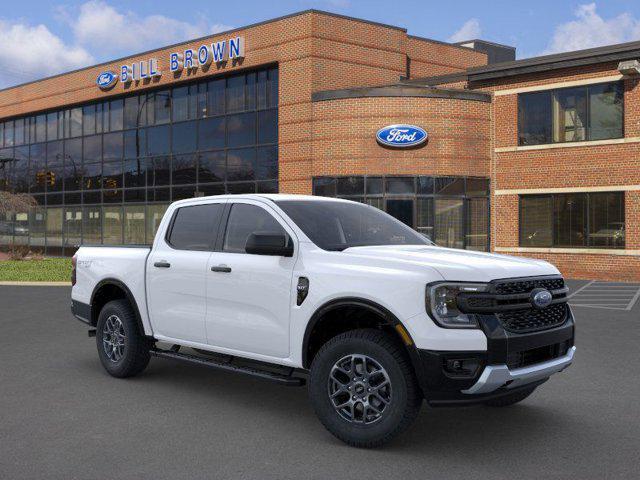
[71,194,575,447]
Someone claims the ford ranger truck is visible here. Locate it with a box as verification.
[71,194,576,447]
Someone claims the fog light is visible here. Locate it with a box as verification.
[444,358,480,377]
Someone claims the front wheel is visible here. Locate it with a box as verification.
[309,329,422,448]
[96,299,151,378]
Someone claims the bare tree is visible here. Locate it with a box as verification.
[0,191,37,216]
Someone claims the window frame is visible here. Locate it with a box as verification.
[518,192,626,249]
[517,81,624,146]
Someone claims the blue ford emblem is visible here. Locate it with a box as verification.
[96,71,118,90]
[376,124,427,148]
[531,289,553,309]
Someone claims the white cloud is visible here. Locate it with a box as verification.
[67,1,232,57]
[0,20,93,88]
[542,3,640,54]
[448,18,481,43]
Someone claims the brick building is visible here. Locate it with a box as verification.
[0,10,638,281]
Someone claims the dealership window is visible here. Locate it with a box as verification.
[0,65,278,255]
[518,82,623,145]
[520,192,625,248]
[313,176,490,251]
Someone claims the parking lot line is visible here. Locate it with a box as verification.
[567,280,640,311]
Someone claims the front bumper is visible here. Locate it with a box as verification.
[414,307,575,406]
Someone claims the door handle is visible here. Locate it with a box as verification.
[154,261,171,268]
[211,266,232,273]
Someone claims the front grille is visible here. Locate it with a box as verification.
[497,302,568,333]
[494,277,565,295]
[506,340,571,369]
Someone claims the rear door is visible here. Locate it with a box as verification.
[147,201,225,343]
[205,200,296,358]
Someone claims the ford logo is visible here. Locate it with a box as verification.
[376,124,428,148]
[531,289,553,309]
[96,71,118,90]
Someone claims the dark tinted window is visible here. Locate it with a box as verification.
[277,200,429,251]
[520,195,553,247]
[168,203,223,250]
[223,203,285,253]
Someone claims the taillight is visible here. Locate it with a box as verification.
[71,255,77,286]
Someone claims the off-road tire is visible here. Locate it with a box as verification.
[483,386,537,407]
[96,299,151,378]
[309,328,422,448]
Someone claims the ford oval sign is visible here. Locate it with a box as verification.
[96,71,118,90]
[531,289,553,309]
[376,124,427,148]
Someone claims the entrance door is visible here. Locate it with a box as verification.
[386,199,414,228]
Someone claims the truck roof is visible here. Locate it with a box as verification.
[170,193,352,206]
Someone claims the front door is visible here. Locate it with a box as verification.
[205,200,296,359]
[146,201,225,344]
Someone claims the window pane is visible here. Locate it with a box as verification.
[13,146,29,193]
[207,79,225,116]
[124,96,139,129]
[466,178,489,196]
[103,206,122,244]
[256,146,278,181]
[64,138,82,192]
[124,158,146,188]
[198,151,225,183]
[435,198,464,249]
[82,206,102,244]
[29,207,46,249]
[466,198,488,251]
[154,91,171,124]
[417,176,434,195]
[45,114,58,142]
[435,177,464,195]
[172,153,197,185]
[416,197,433,240]
[36,115,47,143]
[257,109,277,144]
[124,129,145,158]
[223,203,285,253]
[149,156,171,186]
[168,203,223,250]
[46,207,63,249]
[257,70,268,110]
[102,160,123,191]
[103,132,123,160]
[109,99,124,131]
[520,195,553,247]
[83,135,102,163]
[172,121,197,154]
[518,91,551,145]
[29,144,46,193]
[366,177,383,195]
[198,117,225,150]
[589,83,623,141]
[46,140,64,192]
[386,177,414,194]
[146,204,168,244]
[147,125,170,155]
[588,192,625,248]
[70,108,82,137]
[227,148,255,181]
[83,105,96,136]
[124,205,145,244]
[336,176,364,195]
[246,72,256,110]
[314,178,336,197]
[227,112,255,147]
[268,68,278,108]
[554,194,586,247]
[83,161,101,191]
[553,87,587,143]
[226,75,245,113]
[172,86,189,122]
[64,207,82,247]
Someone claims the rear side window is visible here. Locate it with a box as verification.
[167,203,223,250]
[223,203,285,253]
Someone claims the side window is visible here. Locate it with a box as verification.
[167,203,223,250]
[223,203,286,253]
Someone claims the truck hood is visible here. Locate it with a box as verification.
[341,245,559,282]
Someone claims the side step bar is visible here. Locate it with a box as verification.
[149,348,306,387]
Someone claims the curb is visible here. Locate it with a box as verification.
[0,281,72,286]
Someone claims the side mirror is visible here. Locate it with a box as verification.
[245,231,293,257]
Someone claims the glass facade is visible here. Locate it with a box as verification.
[519,192,625,248]
[0,66,278,255]
[313,175,490,251]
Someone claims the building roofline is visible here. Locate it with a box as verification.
[400,71,469,86]
[406,34,479,53]
[467,39,640,81]
[453,39,516,51]
[0,9,408,94]
[312,84,491,103]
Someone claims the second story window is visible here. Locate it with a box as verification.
[518,81,623,146]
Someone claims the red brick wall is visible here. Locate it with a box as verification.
[406,37,487,79]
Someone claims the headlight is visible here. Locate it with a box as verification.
[426,283,489,328]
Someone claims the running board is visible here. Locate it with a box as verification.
[149,348,306,386]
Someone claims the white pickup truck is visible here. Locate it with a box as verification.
[71,194,575,447]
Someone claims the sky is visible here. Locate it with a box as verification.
[1,0,640,88]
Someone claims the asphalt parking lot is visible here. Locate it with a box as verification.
[1,281,639,480]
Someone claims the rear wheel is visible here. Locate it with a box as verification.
[483,386,537,407]
[96,299,151,378]
[309,329,422,448]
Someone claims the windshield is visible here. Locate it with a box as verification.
[275,200,432,251]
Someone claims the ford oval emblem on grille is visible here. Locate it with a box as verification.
[531,289,553,309]
[96,71,118,90]
[376,124,427,148]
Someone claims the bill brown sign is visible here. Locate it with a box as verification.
[97,36,245,89]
